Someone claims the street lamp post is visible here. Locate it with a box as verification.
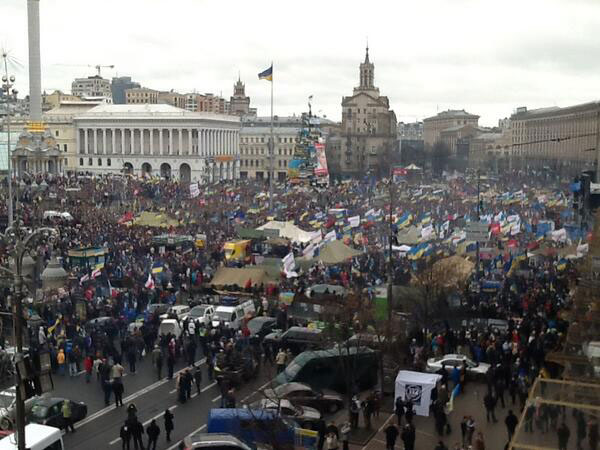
[1,53,18,227]
[0,221,57,450]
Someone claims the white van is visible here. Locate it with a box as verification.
[158,319,183,339]
[212,300,255,330]
[0,424,63,450]
[159,305,191,321]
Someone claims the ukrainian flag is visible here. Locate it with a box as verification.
[258,65,273,81]
[397,212,413,229]
[420,213,431,226]
[152,262,163,274]
[556,258,567,271]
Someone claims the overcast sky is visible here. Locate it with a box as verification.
[1,0,599,126]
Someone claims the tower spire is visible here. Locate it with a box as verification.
[365,38,369,63]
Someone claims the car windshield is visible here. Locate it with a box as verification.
[248,319,267,334]
[284,361,302,378]
[189,306,207,317]
[30,404,49,419]
[214,311,232,321]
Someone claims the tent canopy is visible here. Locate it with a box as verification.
[405,164,422,171]
[132,211,180,228]
[397,226,421,245]
[210,267,274,287]
[318,240,362,265]
[257,221,319,244]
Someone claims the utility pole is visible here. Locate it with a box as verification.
[387,169,394,322]
[595,109,600,183]
[269,63,274,212]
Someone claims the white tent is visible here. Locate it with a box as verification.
[257,221,319,244]
[394,370,441,417]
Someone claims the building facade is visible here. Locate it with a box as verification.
[42,90,81,111]
[73,104,240,183]
[111,77,141,104]
[423,109,479,151]
[510,102,600,173]
[336,48,397,177]
[158,91,187,109]
[126,88,159,104]
[229,77,253,117]
[239,116,300,181]
[71,75,113,102]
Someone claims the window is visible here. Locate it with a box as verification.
[63,144,67,152]
[55,130,59,137]
[79,158,84,166]
[88,158,92,166]
[98,158,102,166]
[107,158,111,166]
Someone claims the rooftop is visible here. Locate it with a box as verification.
[75,103,240,123]
[511,101,600,119]
[424,109,480,121]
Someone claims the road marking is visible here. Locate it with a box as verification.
[171,379,216,395]
[166,424,207,450]
[211,394,222,402]
[109,405,179,445]
[75,358,205,429]
[240,379,271,403]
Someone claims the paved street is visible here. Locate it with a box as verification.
[53,354,278,449]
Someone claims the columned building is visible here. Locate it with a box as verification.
[73,104,241,183]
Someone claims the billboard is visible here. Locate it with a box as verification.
[314,143,328,176]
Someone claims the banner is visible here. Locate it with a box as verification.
[348,216,360,228]
[314,143,328,176]
[190,183,200,198]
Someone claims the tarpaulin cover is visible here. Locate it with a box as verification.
[394,370,441,417]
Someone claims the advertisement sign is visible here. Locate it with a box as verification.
[314,143,328,176]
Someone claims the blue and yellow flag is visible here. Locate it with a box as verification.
[258,65,273,81]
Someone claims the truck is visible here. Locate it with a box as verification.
[223,240,251,263]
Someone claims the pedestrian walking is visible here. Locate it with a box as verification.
[484,391,498,423]
[589,418,598,450]
[340,421,350,450]
[103,378,113,406]
[131,419,144,450]
[194,365,203,394]
[460,416,468,448]
[152,346,163,380]
[576,411,587,450]
[127,349,137,374]
[466,416,476,446]
[120,421,132,450]
[61,400,75,433]
[164,409,174,442]
[384,423,399,450]
[113,379,124,407]
[275,349,286,373]
[167,353,175,379]
[57,349,65,376]
[400,424,416,450]
[394,396,405,426]
[557,422,570,450]
[84,355,93,383]
[146,419,160,450]
[505,410,518,442]
[349,396,360,429]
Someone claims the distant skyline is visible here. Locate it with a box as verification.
[2,0,599,126]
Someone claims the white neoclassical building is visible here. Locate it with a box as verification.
[74,104,241,182]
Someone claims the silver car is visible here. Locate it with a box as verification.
[425,354,490,379]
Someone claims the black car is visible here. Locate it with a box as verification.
[247,316,277,343]
[262,382,344,414]
[28,397,87,428]
[263,326,324,354]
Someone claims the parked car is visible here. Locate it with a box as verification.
[425,354,490,379]
[262,382,343,414]
[187,305,215,326]
[160,305,191,321]
[184,432,252,450]
[158,319,183,339]
[247,316,277,343]
[263,327,324,354]
[28,397,87,428]
[248,399,321,428]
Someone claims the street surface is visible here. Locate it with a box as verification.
[54,354,278,449]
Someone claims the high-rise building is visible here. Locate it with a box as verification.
[112,76,141,104]
[230,76,254,117]
[334,47,397,177]
[72,75,113,102]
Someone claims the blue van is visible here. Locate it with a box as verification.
[206,409,297,449]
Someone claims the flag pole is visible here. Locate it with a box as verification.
[269,62,274,212]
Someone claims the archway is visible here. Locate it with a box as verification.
[123,162,133,174]
[141,162,152,177]
[179,163,191,183]
[160,163,171,179]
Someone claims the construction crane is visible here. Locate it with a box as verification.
[92,65,114,77]
[52,63,115,78]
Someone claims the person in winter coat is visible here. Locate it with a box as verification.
[61,400,75,433]
[57,349,66,375]
[164,409,174,442]
[152,346,163,380]
[384,423,399,450]
[113,379,124,407]
[194,366,203,394]
[146,419,160,450]
[131,419,144,450]
[400,424,416,450]
[120,422,132,450]
[505,410,519,442]
[557,422,570,450]
[84,355,93,383]
[484,391,498,423]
